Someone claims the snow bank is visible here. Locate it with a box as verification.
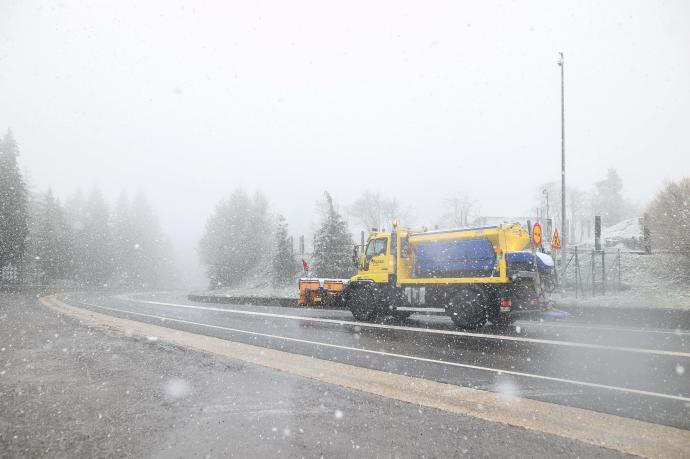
[554,251,690,310]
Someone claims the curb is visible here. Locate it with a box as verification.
[187,294,346,310]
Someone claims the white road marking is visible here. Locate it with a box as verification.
[519,320,690,336]
[121,298,690,358]
[76,300,690,402]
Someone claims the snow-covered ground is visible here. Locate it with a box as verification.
[553,217,690,310]
[554,251,690,310]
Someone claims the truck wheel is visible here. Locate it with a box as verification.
[348,285,380,322]
[448,288,488,330]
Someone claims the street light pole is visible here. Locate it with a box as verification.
[558,52,566,284]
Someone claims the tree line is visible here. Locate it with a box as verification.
[0,130,176,288]
[532,168,689,252]
[199,190,355,289]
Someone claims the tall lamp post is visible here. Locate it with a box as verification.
[558,52,566,284]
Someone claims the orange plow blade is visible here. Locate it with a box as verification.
[298,278,348,306]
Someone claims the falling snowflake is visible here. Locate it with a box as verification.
[493,375,520,404]
[164,378,191,400]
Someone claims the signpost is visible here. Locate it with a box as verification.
[528,221,542,297]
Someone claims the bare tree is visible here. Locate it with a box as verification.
[348,190,413,230]
[535,181,592,243]
[647,178,690,255]
[439,194,475,227]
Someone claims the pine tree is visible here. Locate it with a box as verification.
[0,129,29,271]
[200,190,254,287]
[199,189,273,288]
[271,215,297,287]
[78,188,113,287]
[111,192,131,284]
[27,190,73,283]
[199,197,230,287]
[313,192,354,278]
[63,189,86,282]
[593,169,629,225]
[128,192,168,288]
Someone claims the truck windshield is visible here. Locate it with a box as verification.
[365,238,387,259]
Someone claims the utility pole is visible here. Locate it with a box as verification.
[543,188,552,243]
[558,52,566,284]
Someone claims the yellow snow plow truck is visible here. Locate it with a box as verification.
[342,221,555,329]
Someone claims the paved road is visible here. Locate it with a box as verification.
[3,292,643,458]
[63,291,689,431]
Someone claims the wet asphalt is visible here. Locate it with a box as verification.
[62,291,690,431]
[0,292,637,458]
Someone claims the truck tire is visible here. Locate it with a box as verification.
[347,284,381,322]
[447,288,488,330]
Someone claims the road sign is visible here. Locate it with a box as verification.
[532,223,543,246]
[552,228,561,249]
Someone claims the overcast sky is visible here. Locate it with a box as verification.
[1,0,688,285]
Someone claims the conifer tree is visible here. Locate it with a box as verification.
[78,188,113,287]
[0,129,29,270]
[271,215,297,287]
[593,169,630,225]
[199,189,273,288]
[129,192,167,287]
[110,192,134,286]
[28,190,73,283]
[313,192,354,278]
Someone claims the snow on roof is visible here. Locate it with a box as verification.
[576,217,643,248]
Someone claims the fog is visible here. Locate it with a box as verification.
[1,0,689,287]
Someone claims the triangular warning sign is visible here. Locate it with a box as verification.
[552,228,561,249]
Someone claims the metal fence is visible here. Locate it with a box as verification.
[558,248,624,297]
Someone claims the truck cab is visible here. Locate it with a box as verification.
[352,232,393,284]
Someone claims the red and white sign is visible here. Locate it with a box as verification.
[552,228,561,249]
[532,223,543,246]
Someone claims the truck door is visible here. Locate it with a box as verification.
[363,237,390,283]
